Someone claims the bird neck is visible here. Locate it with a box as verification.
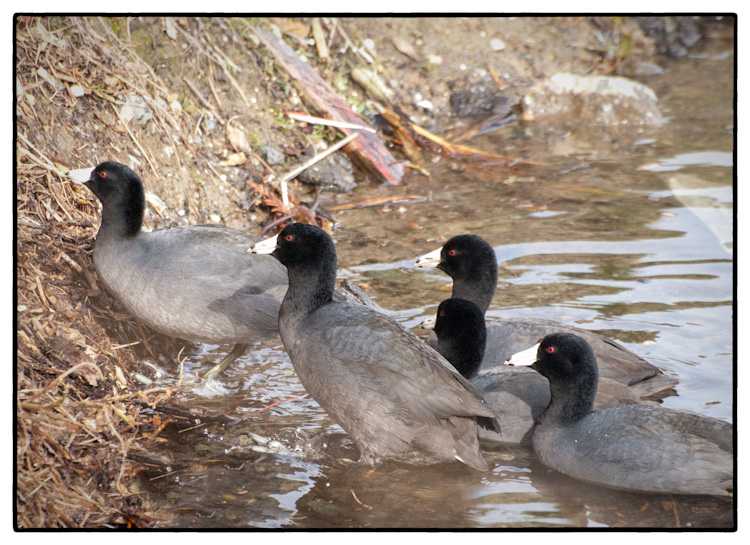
[281,257,336,318]
[539,372,597,426]
[451,270,497,315]
[97,186,144,241]
[437,334,484,379]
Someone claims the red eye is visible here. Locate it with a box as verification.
[99,171,107,179]
[439,310,445,317]
[285,234,293,242]
[448,249,456,256]
[546,346,555,354]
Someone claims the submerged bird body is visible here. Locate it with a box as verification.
[416,234,677,398]
[431,297,548,444]
[534,403,733,495]
[507,333,733,496]
[75,161,287,374]
[252,224,500,471]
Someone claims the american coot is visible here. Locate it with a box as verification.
[507,333,733,496]
[416,234,677,399]
[72,161,289,378]
[250,223,501,471]
[429,298,643,445]
[429,297,548,444]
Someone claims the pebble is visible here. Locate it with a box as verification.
[260,146,285,166]
[121,94,152,127]
[70,85,86,97]
[490,38,506,51]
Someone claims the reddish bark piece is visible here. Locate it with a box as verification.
[254,28,404,185]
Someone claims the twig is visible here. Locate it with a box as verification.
[286,111,376,133]
[336,22,373,64]
[311,18,329,60]
[207,60,223,110]
[325,18,339,50]
[254,396,300,414]
[351,489,373,510]
[25,362,102,403]
[17,134,68,177]
[176,19,250,107]
[110,103,159,176]
[183,76,226,125]
[279,132,359,184]
[148,415,177,440]
[272,132,357,210]
[176,421,205,434]
[95,17,159,81]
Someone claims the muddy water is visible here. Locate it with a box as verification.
[139,38,734,528]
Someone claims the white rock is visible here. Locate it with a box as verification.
[70,85,86,97]
[490,38,505,51]
[546,73,657,102]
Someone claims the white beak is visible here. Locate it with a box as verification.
[505,342,540,366]
[68,167,95,184]
[415,246,442,268]
[420,314,437,330]
[249,234,278,254]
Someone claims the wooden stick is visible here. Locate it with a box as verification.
[279,132,359,183]
[110,103,159,176]
[254,27,403,185]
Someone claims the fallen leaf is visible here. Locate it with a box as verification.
[391,36,420,61]
[164,17,178,40]
[226,119,252,153]
[270,18,310,40]
[218,152,247,167]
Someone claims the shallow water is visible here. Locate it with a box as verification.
[139,36,734,528]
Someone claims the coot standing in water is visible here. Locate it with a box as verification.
[251,223,500,471]
[72,161,288,378]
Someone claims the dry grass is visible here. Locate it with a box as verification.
[15,16,211,528]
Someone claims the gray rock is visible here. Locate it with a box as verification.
[260,145,285,166]
[297,151,357,193]
[523,73,663,127]
[121,94,152,127]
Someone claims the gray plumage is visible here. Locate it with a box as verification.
[419,234,677,399]
[79,162,287,373]
[261,223,500,471]
[93,223,286,344]
[511,333,733,496]
[432,298,644,445]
